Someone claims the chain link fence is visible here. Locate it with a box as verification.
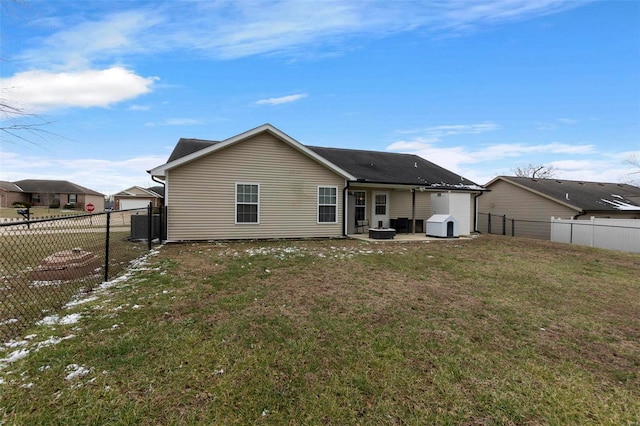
[0,206,165,342]
[478,212,551,240]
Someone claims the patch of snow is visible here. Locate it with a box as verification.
[0,318,18,326]
[65,296,98,308]
[35,335,75,351]
[600,197,640,211]
[37,313,81,326]
[65,364,92,380]
[4,340,28,348]
[37,315,59,326]
[29,280,63,288]
[0,348,30,367]
[59,313,82,325]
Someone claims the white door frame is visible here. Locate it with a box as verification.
[371,191,390,228]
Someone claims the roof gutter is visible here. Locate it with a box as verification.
[348,180,487,192]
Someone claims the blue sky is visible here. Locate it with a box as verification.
[1,0,638,196]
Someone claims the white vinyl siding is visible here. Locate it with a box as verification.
[166,133,345,240]
[318,186,338,223]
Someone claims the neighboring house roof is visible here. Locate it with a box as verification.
[486,176,640,212]
[147,186,165,197]
[151,123,483,191]
[12,179,104,196]
[114,185,165,198]
[0,181,23,192]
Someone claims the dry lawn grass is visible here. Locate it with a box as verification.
[1,235,638,424]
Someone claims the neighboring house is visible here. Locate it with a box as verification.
[0,181,26,208]
[113,186,164,210]
[148,124,485,241]
[0,179,105,211]
[478,176,640,239]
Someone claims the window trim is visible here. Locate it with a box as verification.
[353,190,366,222]
[235,182,260,225]
[317,185,338,224]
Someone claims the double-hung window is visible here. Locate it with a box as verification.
[236,183,259,224]
[318,186,337,223]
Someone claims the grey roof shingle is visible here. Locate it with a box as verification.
[167,138,218,163]
[499,176,640,212]
[146,186,165,197]
[165,138,482,190]
[0,181,23,192]
[13,180,104,196]
[307,146,480,188]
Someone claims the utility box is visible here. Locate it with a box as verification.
[131,214,162,240]
[426,214,459,238]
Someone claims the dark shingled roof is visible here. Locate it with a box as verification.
[146,186,165,197]
[0,181,23,192]
[13,180,104,196]
[308,146,481,189]
[165,138,482,190]
[499,176,640,212]
[167,138,218,163]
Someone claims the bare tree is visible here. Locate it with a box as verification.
[1,0,62,145]
[512,163,556,179]
[625,154,640,186]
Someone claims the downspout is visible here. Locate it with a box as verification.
[151,175,165,206]
[473,191,484,233]
[572,210,586,220]
[343,181,350,237]
[151,174,167,243]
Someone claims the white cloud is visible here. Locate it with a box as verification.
[0,150,168,196]
[386,121,612,185]
[0,67,158,112]
[11,1,590,67]
[129,104,152,111]
[18,10,166,70]
[397,122,500,137]
[255,93,308,106]
[145,118,203,127]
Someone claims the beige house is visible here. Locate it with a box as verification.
[478,176,640,239]
[148,124,486,241]
[0,179,105,211]
[113,186,164,210]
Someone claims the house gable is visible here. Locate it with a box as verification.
[150,123,355,181]
[164,130,347,240]
[486,176,640,213]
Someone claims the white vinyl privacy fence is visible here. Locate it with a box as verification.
[551,217,640,253]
